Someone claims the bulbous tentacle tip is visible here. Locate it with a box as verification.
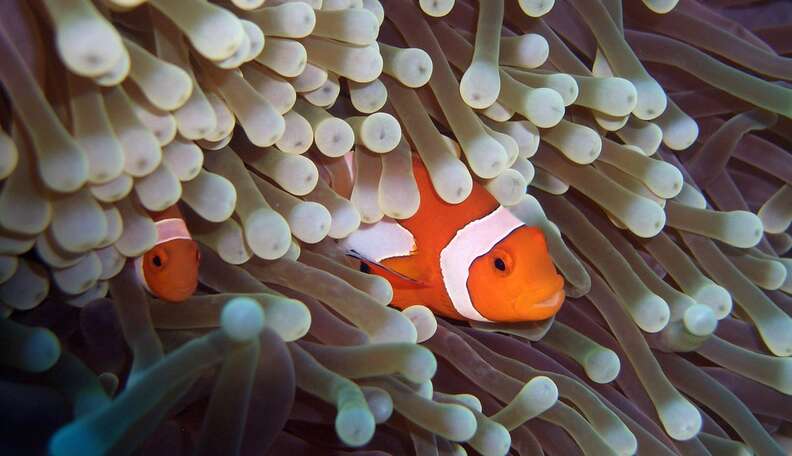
[221,296,265,342]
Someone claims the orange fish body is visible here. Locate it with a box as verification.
[135,204,200,302]
[339,155,564,322]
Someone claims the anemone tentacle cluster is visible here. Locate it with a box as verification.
[1,0,791,454]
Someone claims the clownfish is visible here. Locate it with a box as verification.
[338,154,565,322]
[135,204,200,302]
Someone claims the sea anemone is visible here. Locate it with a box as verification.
[1,0,791,455]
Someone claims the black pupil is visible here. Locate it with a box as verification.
[153,256,162,267]
[494,258,506,271]
[359,262,371,273]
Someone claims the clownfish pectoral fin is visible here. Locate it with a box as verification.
[349,252,428,290]
[377,253,435,284]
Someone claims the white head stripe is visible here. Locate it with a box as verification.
[439,206,523,322]
[134,255,154,294]
[155,218,192,244]
[134,218,191,293]
[339,217,415,262]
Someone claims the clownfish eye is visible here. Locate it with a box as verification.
[152,255,163,268]
[494,257,506,271]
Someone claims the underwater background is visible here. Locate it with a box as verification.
[1,0,792,454]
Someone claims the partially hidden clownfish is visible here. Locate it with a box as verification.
[135,204,200,302]
[337,154,565,322]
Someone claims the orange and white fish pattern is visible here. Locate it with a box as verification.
[339,154,565,322]
[135,204,200,303]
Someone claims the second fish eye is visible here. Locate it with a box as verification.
[152,255,163,267]
[494,257,506,271]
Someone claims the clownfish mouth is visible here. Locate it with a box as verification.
[533,289,565,311]
[523,288,565,321]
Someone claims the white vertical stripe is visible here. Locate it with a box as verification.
[154,218,192,244]
[439,206,523,321]
[339,217,416,262]
[134,218,192,293]
[134,255,154,295]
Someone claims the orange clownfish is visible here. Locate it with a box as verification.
[339,155,565,322]
[135,204,200,302]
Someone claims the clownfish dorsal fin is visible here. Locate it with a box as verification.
[398,155,500,258]
[149,204,185,222]
[313,152,354,199]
